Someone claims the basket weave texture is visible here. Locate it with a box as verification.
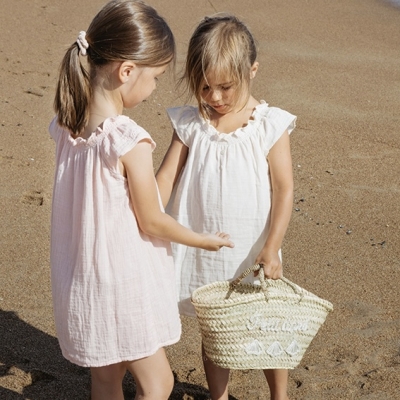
[191,265,333,370]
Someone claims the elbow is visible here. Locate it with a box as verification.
[138,219,158,236]
[137,213,165,237]
[273,184,293,200]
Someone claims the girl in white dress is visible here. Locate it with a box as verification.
[50,2,233,399]
[156,14,296,400]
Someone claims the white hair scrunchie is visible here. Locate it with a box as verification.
[76,31,89,56]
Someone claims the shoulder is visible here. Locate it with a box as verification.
[49,116,59,135]
[252,102,296,138]
[252,102,297,153]
[166,105,200,127]
[49,116,67,141]
[103,115,155,157]
[107,115,151,137]
[166,106,203,145]
[254,101,296,131]
[106,115,153,142]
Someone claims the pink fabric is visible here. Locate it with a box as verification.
[49,115,181,367]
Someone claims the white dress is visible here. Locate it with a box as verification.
[166,101,296,316]
[50,115,181,367]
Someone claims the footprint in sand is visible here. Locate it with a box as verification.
[21,190,45,206]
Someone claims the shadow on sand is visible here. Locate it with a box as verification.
[0,310,238,399]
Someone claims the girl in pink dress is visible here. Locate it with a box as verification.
[157,14,295,400]
[50,2,233,399]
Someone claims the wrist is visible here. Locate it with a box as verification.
[262,241,281,253]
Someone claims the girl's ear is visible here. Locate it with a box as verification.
[250,61,259,79]
[118,61,137,83]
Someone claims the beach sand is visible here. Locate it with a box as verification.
[1,0,399,398]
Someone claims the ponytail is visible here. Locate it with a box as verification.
[54,43,91,135]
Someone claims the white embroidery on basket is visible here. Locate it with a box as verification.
[266,341,285,357]
[285,340,301,356]
[247,313,309,333]
[244,339,265,355]
[244,339,302,357]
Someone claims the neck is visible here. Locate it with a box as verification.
[78,95,121,139]
[77,65,123,139]
[209,95,259,134]
[90,85,122,117]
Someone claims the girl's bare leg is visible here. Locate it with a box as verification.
[126,347,174,400]
[263,369,290,400]
[202,344,230,400]
[90,362,126,400]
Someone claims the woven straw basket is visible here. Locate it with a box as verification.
[191,265,333,370]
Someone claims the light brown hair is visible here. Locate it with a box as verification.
[182,14,257,118]
[54,0,175,134]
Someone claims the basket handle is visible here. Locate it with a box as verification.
[229,264,304,302]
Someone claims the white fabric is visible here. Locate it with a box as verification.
[76,31,88,56]
[166,101,296,316]
[49,115,181,367]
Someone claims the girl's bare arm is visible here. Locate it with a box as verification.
[156,131,188,208]
[255,130,294,278]
[121,140,233,251]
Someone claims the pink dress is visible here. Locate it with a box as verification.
[49,115,181,367]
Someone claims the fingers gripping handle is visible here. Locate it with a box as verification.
[229,264,304,302]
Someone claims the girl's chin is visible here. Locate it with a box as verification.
[212,105,229,113]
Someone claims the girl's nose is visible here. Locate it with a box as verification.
[210,89,222,101]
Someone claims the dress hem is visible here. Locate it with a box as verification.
[60,335,181,368]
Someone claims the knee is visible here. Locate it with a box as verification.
[154,369,174,399]
[91,363,126,386]
[135,368,174,400]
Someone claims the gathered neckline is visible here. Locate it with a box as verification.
[66,115,129,148]
[198,101,269,141]
[204,101,267,132]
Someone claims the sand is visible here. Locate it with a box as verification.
[1,0,399,398]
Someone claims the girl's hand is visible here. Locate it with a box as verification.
[199,232,235,251]
[254,249,282,279]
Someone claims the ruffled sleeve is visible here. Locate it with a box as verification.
[166,106,199,146]
[255,105,296,155]
[49,116,63,142]
[101,115,156,174]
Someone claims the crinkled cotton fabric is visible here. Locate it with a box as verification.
[166,101,296,316]
[50,115,181,367]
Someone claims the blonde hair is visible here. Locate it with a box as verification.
[182,14,257,118]
[54,0,175,134]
